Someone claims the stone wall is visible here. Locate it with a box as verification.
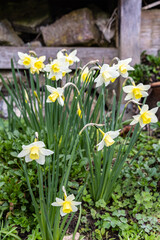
[0,0,117,48]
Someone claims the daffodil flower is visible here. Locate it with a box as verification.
[80,67,91,82]
[30,56,46,74]
[44,58,71,80]
[57,49,80,66]
[17,140,53,165]
[123,83,150,101]
[94,64,119,87]
[51,186,81,216]
[97,129,121,151]
[130,104,158,128]
[116,58,134,78]
[18,52,34,68]
[46,85,64,106]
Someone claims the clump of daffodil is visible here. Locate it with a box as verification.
[51,186,81,216]
[18,52,34,69]
[123,82,150,102]
[97,128,121,151]
[57,49,80,66]
[94,64,119,87]
[116,58,134,78]
[17,133,54,165]
[46,85,65,106]
[44,58,71,80]
[30,56,46,74]
[130,104,158,128]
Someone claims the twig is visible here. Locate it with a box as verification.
[142,1,160,10]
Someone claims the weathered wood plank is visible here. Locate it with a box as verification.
[140,10,160,55]
[0,46,118,69]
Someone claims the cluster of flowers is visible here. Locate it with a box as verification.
[17,49,158,216]
[18,50,79,78]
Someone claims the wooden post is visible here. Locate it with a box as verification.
[119,0,142,65]
[118,0,142,109]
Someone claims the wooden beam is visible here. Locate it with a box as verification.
[0,46,118,69]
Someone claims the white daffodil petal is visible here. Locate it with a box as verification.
[124,58,132,64]
[22,141,43,149]
[70,49,77,57]
[57,88,64,95]
[71,201,81,206]
[51,202,61,206]
[46,85,56,93]
[101,64,109,71]
[57,97,64,106]
[139,118,145,128]
[54,72,61,80]
[97,140,104,151]
[66,194,75,202]
[142,85,150,90]
[46,98,53,103]
[141,91,148,97]
[150,115,158,123]
[40,148,54,156]
[130,119,138,125]
[48,72,55,79]
[124,93,133,101]
[18,52,24,58]
[51,198,63,206]
[133,115,141,121]
[95,78,103,88]
[123,86,134,93]
[60,207,67,216]
[71,205,78,212]
[94,75,101,83]
[25,155,33,163]
[57,51,64,59]
[38,56,46,62]
[141,105,149,113]
[56,198,64,204]
[104,81,110,87]
[36,154,45,165]
[111,71,119,78]
[127,66,134,71]
[137,83,150,91]
[32,141,45,148]
[109,130,121,139]
[17,149,30,158]
[121,72,128,78]
[149,107,158,114]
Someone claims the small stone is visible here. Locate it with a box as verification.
[0,19,24,46]
[25,40,42,47]
[63,233,80,240]
[40,8,99,46]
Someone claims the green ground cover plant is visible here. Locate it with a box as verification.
[0,125,160,239]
